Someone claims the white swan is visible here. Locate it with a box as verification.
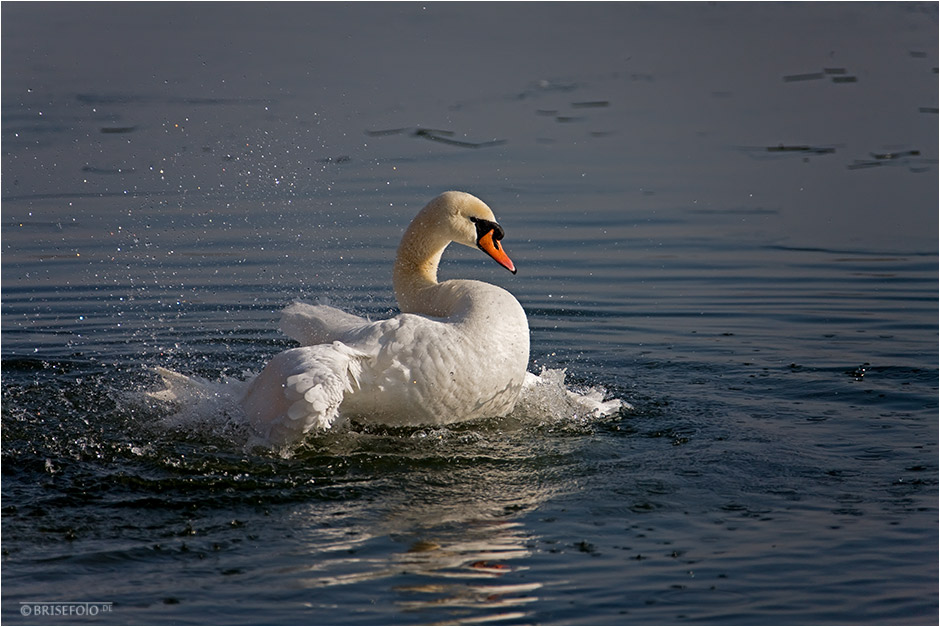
[239,191,530,445]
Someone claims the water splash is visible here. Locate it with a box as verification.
[143,366,628,455]
[516,368,628,423]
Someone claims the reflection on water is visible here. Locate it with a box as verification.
[228,425,561,624]
[271,425,569,622]
[300,518,540,622]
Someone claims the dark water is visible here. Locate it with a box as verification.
[2,3,937,625]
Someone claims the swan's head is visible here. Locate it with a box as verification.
[427,191,516,274]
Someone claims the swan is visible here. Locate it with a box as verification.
[150,191,624,446]
[237,191,530,445]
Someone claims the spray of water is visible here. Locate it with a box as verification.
[142,366,628,456]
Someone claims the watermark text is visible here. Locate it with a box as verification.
[19,602,113,618]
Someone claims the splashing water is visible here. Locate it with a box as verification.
[143,366,627,455]
[516,368,628,423]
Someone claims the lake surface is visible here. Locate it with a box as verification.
[2,3,937,625]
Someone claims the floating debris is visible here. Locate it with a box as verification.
[848,148,934,172]
[555,116,584,123]
[909,50,928,59]
[100,126,136,134]
[736,143,838,161]
[414,128,506,148]
[571,100,610,109]
[784,68,857,84]
[315,155,351,164]
[918,106,938,114]
[783,72,825,82]
[766,144,836,155]
[413,127,456,139]
[364,127,506,149]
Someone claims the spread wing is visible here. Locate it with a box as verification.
[279,301,371,346]
[240,342,368,446]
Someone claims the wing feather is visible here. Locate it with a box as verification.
[241,342,368,446]
[279,301,370,346]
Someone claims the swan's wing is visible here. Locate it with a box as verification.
[279,301,371,346]
[241,342,368,446]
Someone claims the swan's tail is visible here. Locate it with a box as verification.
[240,341,367,446]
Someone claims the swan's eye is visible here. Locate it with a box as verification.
[469,216,504,246]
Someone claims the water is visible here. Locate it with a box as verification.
[2,3,937,624]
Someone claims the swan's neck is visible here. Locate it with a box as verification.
[392,217,451,315]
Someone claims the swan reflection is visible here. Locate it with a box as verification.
[287,450,555,624]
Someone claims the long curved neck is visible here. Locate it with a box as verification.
[392,214,451,315]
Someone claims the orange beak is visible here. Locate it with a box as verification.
[477,228,516,274]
